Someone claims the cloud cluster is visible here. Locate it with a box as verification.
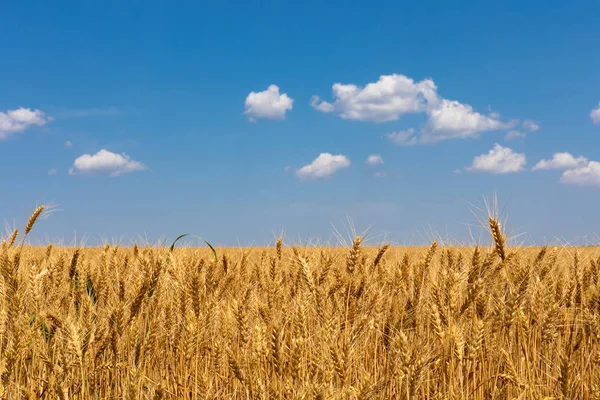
[533,152,600,187]
[464,147,600,187]
[69,149,147,177]
[295,153,350,180]
[311,73,519,143]
[0,107,50,139]
[244,85,293,121]
[6,75,593,188]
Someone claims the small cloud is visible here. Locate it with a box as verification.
[48,168,58,176]
[374,171,387,178]
[591,103,600,125]
[366,154,384,166]
[466,144,526,174]
[453,169,463,174]
[387,128,418,146]
[296,153,350,180]
[244,85,293,121]
[560,161,600,187]
[0,107,51,140]
[533,152,588,171]
[522,120,540,132]
[284,165,293,173]
[504,130,526,141]
[309,96,335,113]
[65,140,73,148]
[69,149,147,177]
[422,99,512,143]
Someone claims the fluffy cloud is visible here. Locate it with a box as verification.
[522,120,540,132]
[591,103,600,125]
[310,74,438,122]
[532,152,588,171]
[422,99,509,142]
[467,144,526,174]
[296,153,350,180]
[387,128,418,146]
[244,85,293,121]
[560,161,600,187]
[533,151,600,187]
[366,154,383,166]
[312,73,528,143]
[0,107,50,139]
[69,149,147,177]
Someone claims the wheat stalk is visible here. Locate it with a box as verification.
[25,205,45,236]
[489,217,506,262]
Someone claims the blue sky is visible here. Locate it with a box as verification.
[1,0,599,246]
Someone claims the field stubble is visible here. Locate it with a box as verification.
[1,207,600,398]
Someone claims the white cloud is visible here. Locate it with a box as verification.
[533,151,600,187]
[467,144,526,174]
[504,130,525,141]
[533,152,588,171]
[374,171,387,178]
[312,73,531,144]
[244,85,293,121]
[591,103,600,125]
[560,161,600,187]
[310,74,438,122]
[387,128,418,146]
[422,99,509,142]
[48,168,58,176]
[296,153,350,180]
[522,120,540,132]
[366,154,383,166]
[0,107,50,139]
[65,140,73,148]
[69,149,147,177]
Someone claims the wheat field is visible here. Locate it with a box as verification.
[1,207,600,399]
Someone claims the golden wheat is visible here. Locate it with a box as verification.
[0,207,599,398]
